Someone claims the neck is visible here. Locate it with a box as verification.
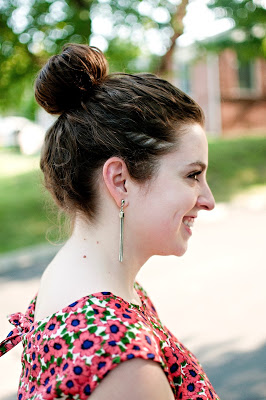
[56,214,147,304]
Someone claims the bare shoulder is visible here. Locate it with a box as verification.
[89,358,175,400]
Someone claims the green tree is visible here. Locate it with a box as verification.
[0,0,189,117]
[204,0,266,60]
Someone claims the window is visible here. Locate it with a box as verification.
[238,60,255,91]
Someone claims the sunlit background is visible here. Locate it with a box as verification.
[0,0,266,399]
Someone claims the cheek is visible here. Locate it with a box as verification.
[129,184,195,234]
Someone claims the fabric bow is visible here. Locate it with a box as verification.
[0,312,33,357]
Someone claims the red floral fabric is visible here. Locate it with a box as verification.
[0,281,220,399]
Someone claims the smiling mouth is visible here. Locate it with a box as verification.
[182,216,195,235]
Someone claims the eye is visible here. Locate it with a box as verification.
[188,171,202,182]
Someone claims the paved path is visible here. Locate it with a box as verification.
[0,191,266,400]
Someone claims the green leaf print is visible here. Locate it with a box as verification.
[112,356,121,364]
[56,357,63,366]
[121,337,130,344]
[89,326,98,334]
[64,335,72,345]
[0,344,6,353]
[86,318,95,325]
[38,323,47,331]
[127,331,136,339]
[66,351,73,359]
[173,375,182,386]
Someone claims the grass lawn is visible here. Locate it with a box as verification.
[0,135,266,254]
[0,149,66,254]
[208,135,266,202]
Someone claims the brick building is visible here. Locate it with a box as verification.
[174,47,266,136]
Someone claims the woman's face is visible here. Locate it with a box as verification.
[127,123,215,259]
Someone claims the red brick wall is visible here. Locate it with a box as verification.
[221,100,266,134]
[219,49,238,98]
[218,50,266,134]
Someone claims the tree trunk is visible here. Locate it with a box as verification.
[156,0,189,81]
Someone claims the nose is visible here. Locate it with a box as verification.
[196,183,215,211]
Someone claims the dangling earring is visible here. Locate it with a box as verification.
[119,199,125,262]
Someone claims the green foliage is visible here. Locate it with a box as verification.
[0,0,177,116]
[205,0,266,60]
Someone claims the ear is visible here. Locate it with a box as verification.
[102,157,129,207]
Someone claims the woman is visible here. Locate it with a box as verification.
[0,44,219,399]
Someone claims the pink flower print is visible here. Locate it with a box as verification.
[73,331,102,357]
[79,379,98,400]
[105,320,127,342]
[185,366,200,381]
[40,341,52,364]
[126,341,143,357]
[11,335,22,347]
[90,304,105,323]
[49,337,69,359]
[40,369,52,387]
[17,391,26,400]
[138,331,155,350]
[28,382,37,397]
[159,329,169,341]
[90,354,112,377]
[163,346,180,369]
[67,297,88,312]
[60,374,80,395]
[65,313,88,333]
[29,348,38,366]
[69,357,92,384]
[108,299,138,324]
[34,330,44,345]
[104,338,122,354]
[41,337,68,363]
[134,331,157,360]
[186,380,204,395]
[45,317,61,336]
[45,362,61,381]
[39,379,58,399]
[30,356,41,380]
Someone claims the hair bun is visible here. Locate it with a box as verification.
[35,44,108,115]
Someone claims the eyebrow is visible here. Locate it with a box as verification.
[187,161,207,171]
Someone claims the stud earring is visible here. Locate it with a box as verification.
[119,199,125,262]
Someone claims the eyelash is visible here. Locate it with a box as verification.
[188,171,202,182]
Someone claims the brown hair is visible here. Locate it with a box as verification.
[35,44,205,222]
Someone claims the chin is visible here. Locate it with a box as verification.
[156,244,188,257]
[174,243,188,257]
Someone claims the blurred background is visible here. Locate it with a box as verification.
[0,0,266,399]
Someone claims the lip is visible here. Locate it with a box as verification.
[182,215,197,236]
[183,222,192,236]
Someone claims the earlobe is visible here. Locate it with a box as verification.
[102,157,128,207]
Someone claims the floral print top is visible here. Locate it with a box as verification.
[0,281,220,400]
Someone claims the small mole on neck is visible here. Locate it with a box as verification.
[83,255,87,258]
[97,241,99,244]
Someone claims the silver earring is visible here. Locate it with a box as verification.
[119,199,125,262]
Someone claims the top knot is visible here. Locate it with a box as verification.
[35,44,108,115]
